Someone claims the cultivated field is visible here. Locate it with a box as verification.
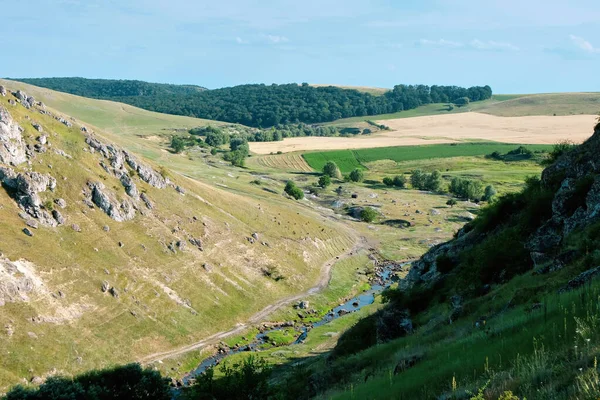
[302,143,555,173]
[250,112,597,154]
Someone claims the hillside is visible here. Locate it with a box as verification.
[0,83,356,390]
[6,78,492,127]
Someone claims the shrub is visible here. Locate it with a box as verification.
[284,181,304,200]
[349,168,364,182]
[411,169,427,189]
[446,198,457,207]
[360,207,378,222]
[483,185,497,202]
[171,136,186,153]
[382,177,394,187]
[4,364,170,400]
[184,356,272,400]
[436,254,455,273]
[323,161,342,179]
[393,175,407,188]
[318,175,331,188]
[210,148,217,155]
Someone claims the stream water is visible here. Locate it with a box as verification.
[182,263,406,384]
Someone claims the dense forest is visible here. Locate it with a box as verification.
[11,78,492,127]
[12,77,206,98]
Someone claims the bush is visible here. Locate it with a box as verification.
[436,254,455,273]
[318,175,331,188]
[483,185,497,202]
[205,127,229,147]
[393,175,407,188]
[382,177,394,187]
[446,198,457,207]
[360,207,378,222]
[411,170,441,191]
[183,356,272,400]
[210,148,217,155]
[449,177,484,201]
[284,181,304,200]
[323,161,342,179]
[4,364,170,400]
[349,168,364,182]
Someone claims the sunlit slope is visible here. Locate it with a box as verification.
[0,83,355,390]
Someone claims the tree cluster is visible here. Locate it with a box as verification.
[382,175,407,188]
[410,170,443,192]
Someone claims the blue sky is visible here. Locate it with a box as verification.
[2,0,599,93]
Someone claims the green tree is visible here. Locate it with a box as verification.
[349,168,365,182]
[393,175,407,188]
[465,180,484,201]
[424,170,442,192]
[205,127,228,147]
[323,161,342,179]
[318,175,331,188]
[170,136,186,153]
[446,198,457,207]
[382,177,394,187]
[411,169,427,190]
[360,207,378,223]
[210,148,217,155]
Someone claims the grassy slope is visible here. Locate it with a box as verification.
[302,143,554,173]
[0,85,358,389]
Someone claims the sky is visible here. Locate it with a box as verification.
[1,0,599,94]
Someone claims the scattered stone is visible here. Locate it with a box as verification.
[252,232,259,240]
[118,241,124,248]
[23,228,34,237]
[32,124,43,133]
[430,209,441,216]
[109,287,119,298]
[54,198,67,209]
[175,185,186,195]
[189,237,203,251]
[52,210,65,225]
[298,300,309,309]
[0,86,5,96]
[103,225,110,232]
[30,376,43,385]
[140,192,153,210]
[71,224,81,232]
[27,331,38,340]
[202,263,213,272]
[101,281,110,292]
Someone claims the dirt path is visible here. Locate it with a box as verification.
[139,236,368,363]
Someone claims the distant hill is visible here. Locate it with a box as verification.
[10,77,206,99]
[8,78,492,127]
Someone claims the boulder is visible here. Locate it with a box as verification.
[52,210,65,225]
[71,224,82,232]
[0,86,6,96]
[89,181,135,222]
[189,237,203,251]
[33,124,43,133]
[101,281,110,292]
[23,228,34,237]
[176,185,186,195]
[54,198,67,209]
[140,192,153,210]
[120,174,139,199]
[37,134,47,144]
[0,107,27,165]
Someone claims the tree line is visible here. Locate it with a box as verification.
[13,78,492,127]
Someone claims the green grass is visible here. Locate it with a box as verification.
[322,276,600,400]
[303,143,555,173]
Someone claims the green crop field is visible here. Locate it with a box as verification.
[302,142,555,173]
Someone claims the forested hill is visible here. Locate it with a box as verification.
[10,77,206,98]
[9,78,492,127]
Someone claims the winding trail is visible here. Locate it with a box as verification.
[139,236,368,364]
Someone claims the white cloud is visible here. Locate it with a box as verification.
[418,38,519,52]
[469,39,519,51]
[235,37,248,44]
[419,38,464,48]
[264,34,289,44]
[570,35,600,54]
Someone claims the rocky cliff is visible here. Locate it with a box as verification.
[408,120,600,292]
